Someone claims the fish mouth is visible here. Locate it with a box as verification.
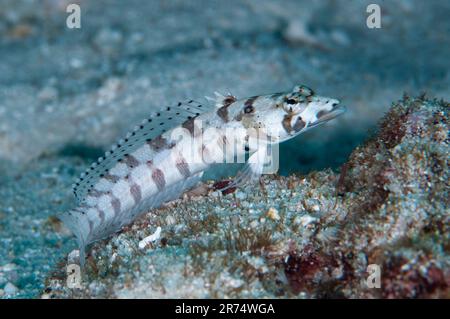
[318,104,347,123]
[306,104,346,130]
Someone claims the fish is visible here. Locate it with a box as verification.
[58,85,346,264]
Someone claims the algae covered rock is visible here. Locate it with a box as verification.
[44,96,449,298]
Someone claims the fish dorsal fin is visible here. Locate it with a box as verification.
[206,92,237,108]
[72,99,210,202]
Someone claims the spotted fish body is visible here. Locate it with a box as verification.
[59,85,346,263]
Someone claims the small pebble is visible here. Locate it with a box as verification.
[165,215,176,225]
[235,191,247,200]
[249,220,259,228]
[138,226,162,249]
[4,282,18,295]
[297,215,317,227]
[266,207,280,221]
[1,263,17,272]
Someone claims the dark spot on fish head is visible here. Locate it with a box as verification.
[223,95,237,106]
[316,110,327,119]
[244,105,254,114]
[297,85,314,97]
[293,117,306,131]
[234,112,244,121]
[282,113,294,134]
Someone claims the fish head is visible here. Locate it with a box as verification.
[254,85,346,142]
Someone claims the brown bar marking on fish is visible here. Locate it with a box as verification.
[129,183,142,204]
[152,168,166,191]
[293,117,306,131]
[216,95,236,123]
[111,195,121,215]
[175,155,191,179]
[182,117,197,136]
[243,96,258,114]
[282,113,294,134]
[124,154,140,168]
[97,209,105,224]
[147,135,175,151]
[104,173,120,183]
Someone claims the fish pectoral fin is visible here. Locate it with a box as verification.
[218,146,267,191]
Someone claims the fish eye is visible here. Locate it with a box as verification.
[286,99,297,105]
[244,105,254,114]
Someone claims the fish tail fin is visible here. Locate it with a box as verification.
[58,209,90,267]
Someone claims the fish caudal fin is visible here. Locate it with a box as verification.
[58,210,90,267]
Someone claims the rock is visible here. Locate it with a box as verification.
[4,282,18,295]
[138,227,162,249]
[296,215,317,227]
[0,263,18,284]
[0,263,17,272]
[37,86,58,101]
[266,207,280,221]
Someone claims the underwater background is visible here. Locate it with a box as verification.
[0,0,448,298]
